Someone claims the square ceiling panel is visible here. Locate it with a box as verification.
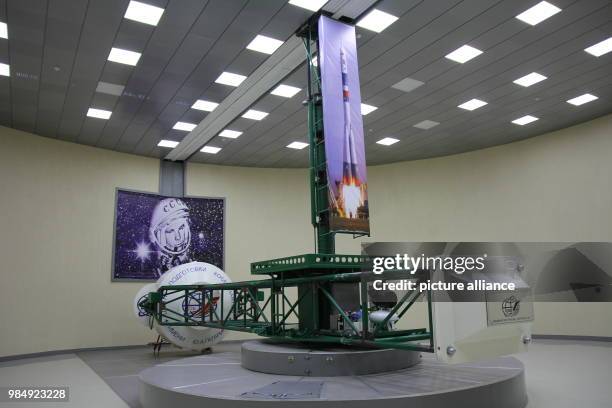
[0,0,609,167]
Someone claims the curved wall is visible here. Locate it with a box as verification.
[1,114,611,357]
[0,127,159,357]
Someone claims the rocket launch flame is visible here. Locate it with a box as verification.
[342,184,361,218]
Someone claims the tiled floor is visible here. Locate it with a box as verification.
[0,340,610,408]
[515,340,612,408]
[0,354,130,407]
[77,342,242,407]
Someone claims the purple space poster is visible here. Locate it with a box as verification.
[318,15,370,234]
[112,190,224,280]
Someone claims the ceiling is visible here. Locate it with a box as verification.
[0,0,611,168]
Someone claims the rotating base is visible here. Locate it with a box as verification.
[241,340,421,376]
[139,342,527,408]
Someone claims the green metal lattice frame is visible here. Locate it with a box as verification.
[251,254,371,275]
[140,266,435,353]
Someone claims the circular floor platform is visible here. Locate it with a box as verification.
[139,345,527,408]
[241,340,421,376]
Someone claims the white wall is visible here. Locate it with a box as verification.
[365,115,612,243]
[1,114,611,357]
[0,127,159,357]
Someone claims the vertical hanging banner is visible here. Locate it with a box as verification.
[318,15,370,234]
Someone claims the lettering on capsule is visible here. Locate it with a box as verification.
[214,271,228,283]
[168,326,186,342]
[193,330,224,345]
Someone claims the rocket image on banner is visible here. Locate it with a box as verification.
[318,15,369,234]
[338,49,366,220]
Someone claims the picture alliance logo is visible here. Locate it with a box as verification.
[502,295,521,317]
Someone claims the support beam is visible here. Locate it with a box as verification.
[159,160,184,197]
[164,0,379,162]
[165,36,306,162]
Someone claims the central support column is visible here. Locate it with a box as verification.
[297,18,334,334]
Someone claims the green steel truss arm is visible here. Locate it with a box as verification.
[139,263,435,353]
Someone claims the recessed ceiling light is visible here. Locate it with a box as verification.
[413,120,439,130]
[219,129,242,139]
[584,37,612,57]
[246,34,284,55]
[392,77,424,93]
[357,9,399,33]
[445,45,483,63]
[158,139,179,148]
[288,0,327,11]
[173,121,197,132]
[287,141,308,150]
[458,98,487,111]
[361,103,378,115]
[87,108,112,120]
[0,22,7,39]
[513,72,547,87]
[0,62,9,77]
[192,99,218,112]
[566,93,598,106]
[96,81,125,96]
[512,115,539,125]
[124,1,165,26]
[271,84,301,98]
[516,1,561,26]
[201,146,221,154]
[242,109,269,121]
[108,47,141,66]
[377,137,399,146]
[215,72,247,87]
